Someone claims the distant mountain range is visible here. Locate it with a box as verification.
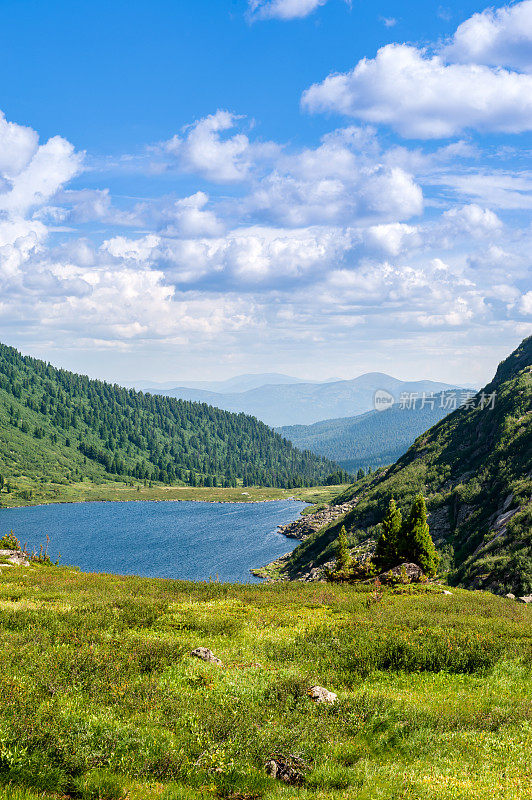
[278,391,466,472]
[142,373,466,427]
[133,373,312,395]
[280,336,532,595]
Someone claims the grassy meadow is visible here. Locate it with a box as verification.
[0,479,347,510]
[0,564,530,799]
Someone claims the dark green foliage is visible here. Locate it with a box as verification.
[401,494,440,577]
[373,499,402,572]
[0,342,338,490]
[0,532,21,551]
[335,525,351,573]
[281,336,532,593]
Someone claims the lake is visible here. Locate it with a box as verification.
[0,500,305,582]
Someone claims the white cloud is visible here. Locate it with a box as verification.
[444,0,532,71]
[246,128,422,225]
[0,134,82,215]
[248,0,328,20]
[160,192,224,237]
[365,223,420,256]
[520,290,532,315]
[442,204,502,237]
[101,234,161,263]
[0,112,39,178]
[160,111,277,183]
[302,43,532,138]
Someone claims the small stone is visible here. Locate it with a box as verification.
[442,590,453,595]
[504,593,516,600]
[265,756,305,785]
[190,647,223,665]
[517,595,532,604]
[309,685,337,704]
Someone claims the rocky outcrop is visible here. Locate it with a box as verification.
[379,562,425,584]
[309,685,337,704]
[191,647,223,666]
[265,756,306,785]
[277,500,359,541]
[0,549,30,567]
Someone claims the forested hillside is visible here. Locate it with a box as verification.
[280,337,532,595]
[278,392,460,472]
[0,343,338,492]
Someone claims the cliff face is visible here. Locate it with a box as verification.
[279,337,532,596]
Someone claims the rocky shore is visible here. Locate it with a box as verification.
[276,500,359,541]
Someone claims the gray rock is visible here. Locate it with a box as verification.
[517,596,532,604]
[442,590,453,596]
[379,562,425,584]
[191,647,223,666]
[265,756,305,785]
[0,549,30,567]
[309,685,337,704]
[504,593,516,600]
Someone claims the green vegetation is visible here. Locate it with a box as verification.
[373,498,403,572]
[280,336,532,594]
[0,479,349,510]
[0,565,530,799]
[0,343,339,497]
[278,392,459,472]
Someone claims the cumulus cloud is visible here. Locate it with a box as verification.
[444,0,532,72]
[441,204,502,237]
[160,111,277,182]
[245,128,422,225]
[302,43,532,138]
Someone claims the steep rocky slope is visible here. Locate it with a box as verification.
[278,337,532,595]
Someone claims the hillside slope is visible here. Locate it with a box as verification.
[150,373,464,427]
[0,343,338,493]
[280,337,532,595]
[0,564,530,800]
[278,391,461,472]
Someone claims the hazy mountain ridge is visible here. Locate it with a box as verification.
[278,391,464,472]
[279,337,532,595]
[146,373,465,427]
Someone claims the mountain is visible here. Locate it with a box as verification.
[278,337,532,595]
[0,343,339,491]
[146,373,465,427]
[135,372,308,394]
[278,391,465,472]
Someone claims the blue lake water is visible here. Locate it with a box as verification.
[0,500,305,582]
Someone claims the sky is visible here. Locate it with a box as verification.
[0,0,531,386]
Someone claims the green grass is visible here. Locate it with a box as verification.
[0,480,348,509]
[0,565,530,799]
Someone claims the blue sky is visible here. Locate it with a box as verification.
[0,0,530,385]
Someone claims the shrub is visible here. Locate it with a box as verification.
[0,532,21,551]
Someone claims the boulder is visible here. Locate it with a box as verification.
[190,647,223,666]
[309,685,337,704]
[517,596,532,604]
[0,549,30,567]
[379,562,425,584]
[265,756,305,785]
[504,593,516,600]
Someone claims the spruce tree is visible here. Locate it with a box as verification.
[373,498,402,571]
[335,525,351,573]
[401,494,440,577]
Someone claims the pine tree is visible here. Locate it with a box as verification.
[373,498,402,571]
[335,525,351,573]
[401,494,440,577]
